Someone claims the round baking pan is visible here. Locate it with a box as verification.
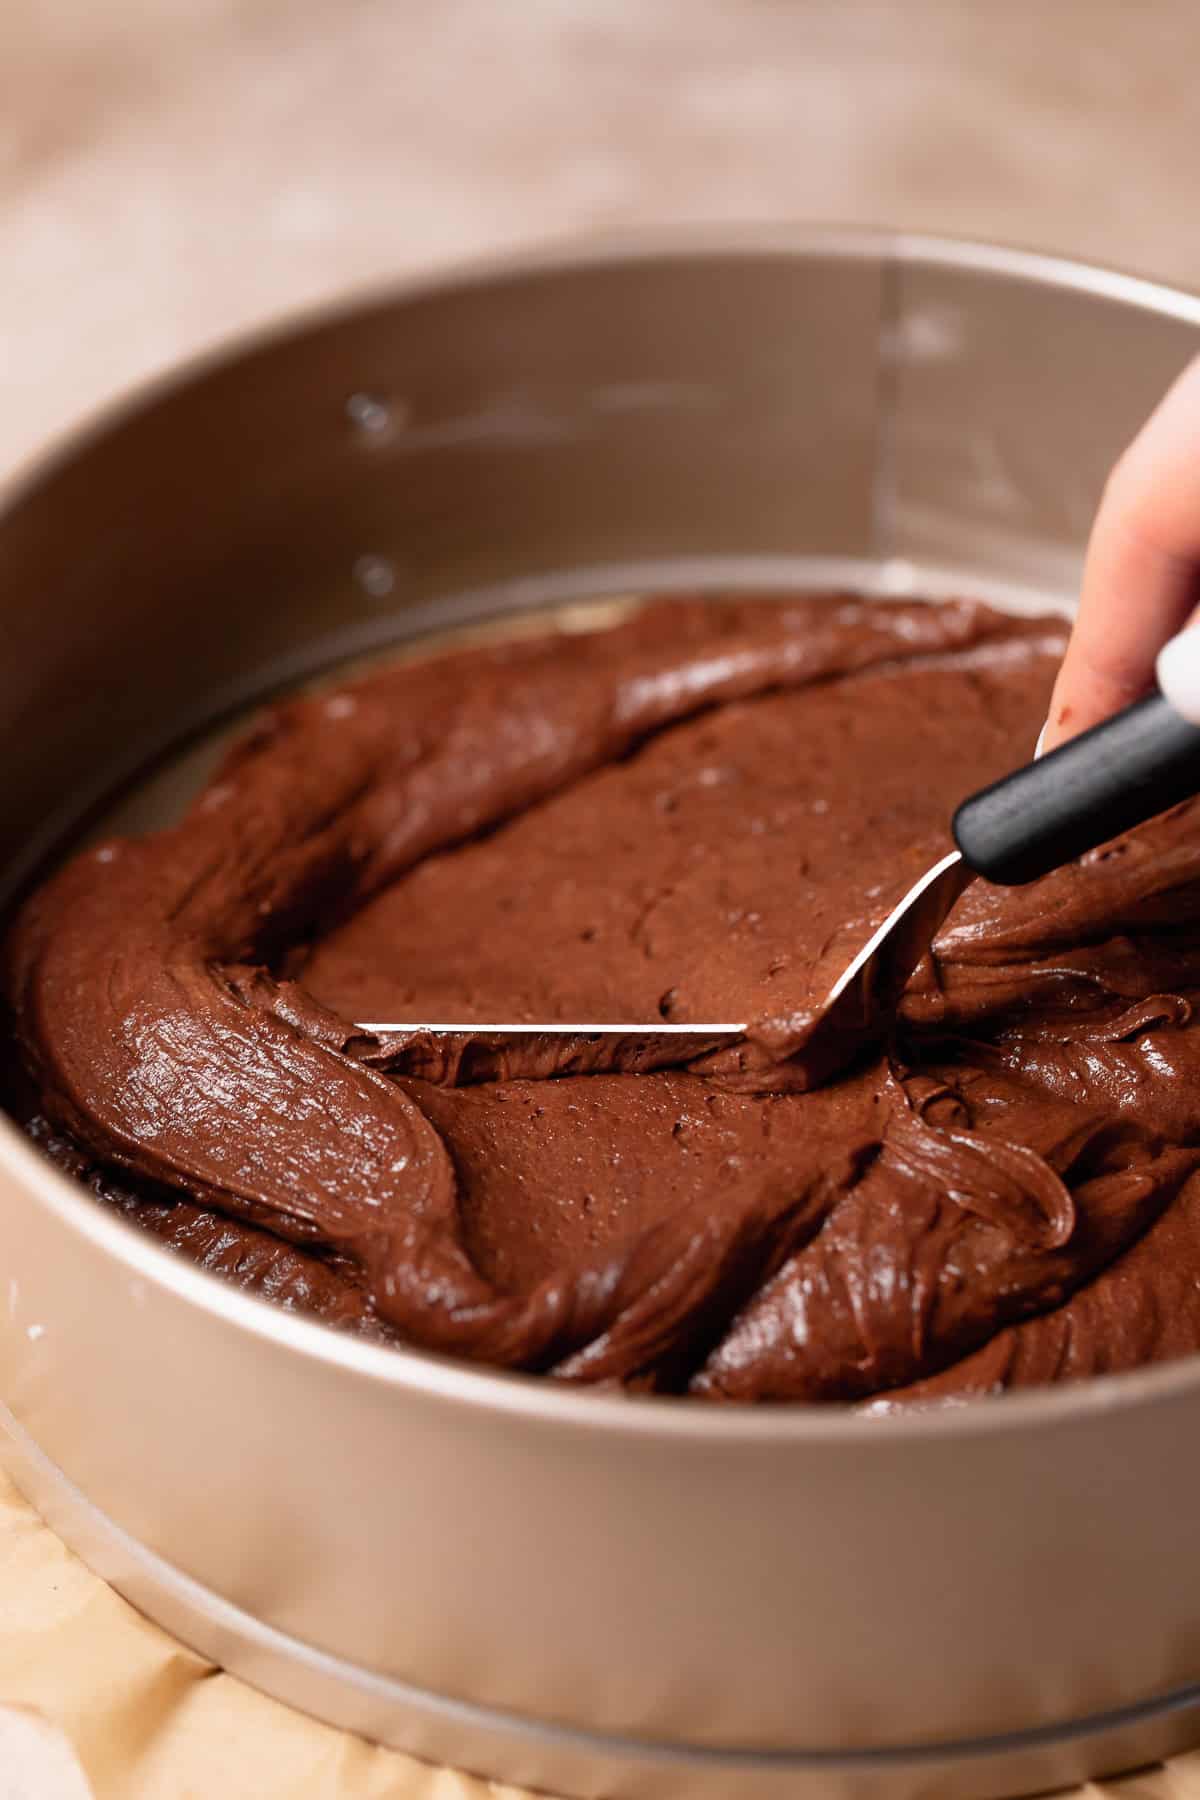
[2,229,1200,1800]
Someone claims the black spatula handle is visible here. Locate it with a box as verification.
[952,693,1200,886]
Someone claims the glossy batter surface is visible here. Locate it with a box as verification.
[8,594,1200,1404]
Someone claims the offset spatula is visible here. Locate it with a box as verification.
[359,670,1200,1079]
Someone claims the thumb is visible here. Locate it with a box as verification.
[1042,353,1200,753]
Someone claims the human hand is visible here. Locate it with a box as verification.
[1041,352,1200,753]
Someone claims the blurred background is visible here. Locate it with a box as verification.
[1,0,1195,480]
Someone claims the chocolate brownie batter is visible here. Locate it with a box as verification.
[8,593,1200,1404]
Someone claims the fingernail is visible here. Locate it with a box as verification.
[1033,724,1048,760]
[1156,627,1200,725]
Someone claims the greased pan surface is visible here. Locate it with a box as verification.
[2,231,1200,1799]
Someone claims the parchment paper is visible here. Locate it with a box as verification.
[0,1463,1196,1800]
